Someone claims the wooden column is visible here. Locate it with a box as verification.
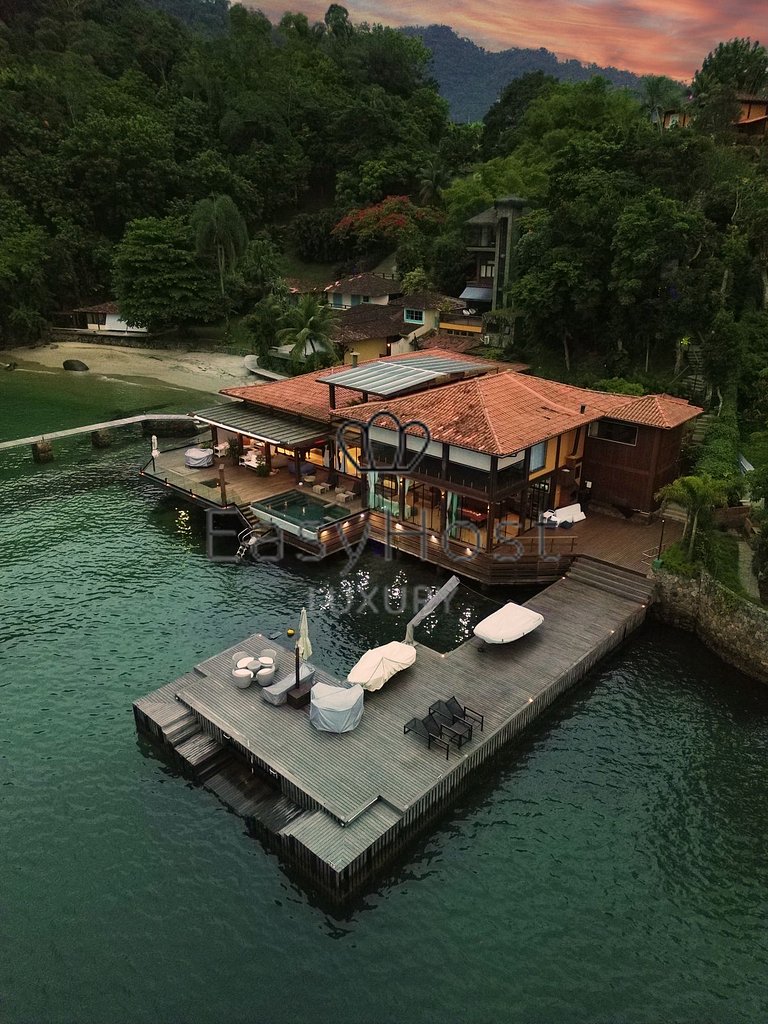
[218,463,228,505]
[264,444,272,472]
[294,448,301,482]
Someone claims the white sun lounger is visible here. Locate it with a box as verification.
[473,602,544,644]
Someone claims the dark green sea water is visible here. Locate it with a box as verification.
[2,365,768,1023]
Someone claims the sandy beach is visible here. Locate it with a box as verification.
[6,341,256,394]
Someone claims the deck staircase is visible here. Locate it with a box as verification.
[203,760,305,833]
[567,556,656,605]
[688,410,716,445]
[680,345,709,403]
[235,502,277,562]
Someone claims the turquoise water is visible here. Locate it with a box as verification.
[2,366,768,1023]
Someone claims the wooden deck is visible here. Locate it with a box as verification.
[134,563,654,898]
[563,512,682,574]
[142,445,363,514]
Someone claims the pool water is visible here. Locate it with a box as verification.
[252,487,352,528]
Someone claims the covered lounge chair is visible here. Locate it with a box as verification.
[347,640,416,691]
[473,602,544,645]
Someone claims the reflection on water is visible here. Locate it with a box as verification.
[2,377,768,1023]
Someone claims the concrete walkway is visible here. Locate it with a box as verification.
[737,539,762,601]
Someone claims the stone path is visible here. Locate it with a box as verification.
[737,539,761,601]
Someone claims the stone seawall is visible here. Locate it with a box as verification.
[653,569,768,684]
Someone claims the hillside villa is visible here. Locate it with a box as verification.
[142,350,700,584]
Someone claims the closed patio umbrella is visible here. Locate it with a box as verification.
[295,607,312,688]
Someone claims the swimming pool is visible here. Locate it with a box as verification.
[250,489,352,538]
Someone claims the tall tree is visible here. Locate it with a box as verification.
[113,215,218,328]
[693,38,768,97]
[276,294,337,359]
[656,474,728,559]
[190,194,248,300]
[481,71,556,157]
[639,75,685,128]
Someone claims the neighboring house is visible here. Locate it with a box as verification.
[663,94,768,138]
[331,303,422,364]
[390,292,464,333]
[462,196,527,312]
[324,273,402,310]
[57,301,148,335]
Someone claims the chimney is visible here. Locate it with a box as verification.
[351,351,359,367]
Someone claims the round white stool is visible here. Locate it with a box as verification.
[232,668,253,689]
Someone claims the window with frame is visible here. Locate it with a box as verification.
[529,440,548,473]
[351,294,362,306]
[362,295,371,303]
[588,419,638,446]
[479,262,495,279]
[404,308,424,324]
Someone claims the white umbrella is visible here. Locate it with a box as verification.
[297,607,312,661]
[294,607,312,689]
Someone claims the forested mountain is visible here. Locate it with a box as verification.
[401,24,644,122]
[0,0,455,338]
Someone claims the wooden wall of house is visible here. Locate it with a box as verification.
[582,424,677,513]
[650,425,685,503]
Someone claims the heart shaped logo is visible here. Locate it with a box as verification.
[335,412,432,473]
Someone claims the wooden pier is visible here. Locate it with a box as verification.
[133,559,655,900]
[0,413,194,453]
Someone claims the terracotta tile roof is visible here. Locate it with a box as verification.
[285,278,321,294]
[390,292,463,312]
[324,273,401,297]
[330,304,409,344]
[602,392,701,429]
[417,332,529,366]
[73,301,119,314]
[220,349,500,424]
[338,374,701,455]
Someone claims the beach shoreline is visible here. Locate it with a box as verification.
[5,341,256,395]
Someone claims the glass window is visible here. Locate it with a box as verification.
[479,262,495,279]
[331,293,342,308]
[404,309,424,324]
[588,420,638,446]
[529,440,548,472]
[362,295,370,303]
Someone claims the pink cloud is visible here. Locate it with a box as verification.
[248,0,766,81]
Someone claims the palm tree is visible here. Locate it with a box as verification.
[640,75,684,128]
[277,295,337,360]
[418,158,450,205]
[190,194,248,299]
[656,474,727,558]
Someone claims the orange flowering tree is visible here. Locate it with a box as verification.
[332,195,444,257]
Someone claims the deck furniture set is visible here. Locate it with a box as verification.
[404,697,484,759]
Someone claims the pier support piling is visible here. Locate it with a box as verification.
[31,440,53,463]
[90,429,112,448]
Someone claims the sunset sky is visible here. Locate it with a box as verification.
[253,0,765,81]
